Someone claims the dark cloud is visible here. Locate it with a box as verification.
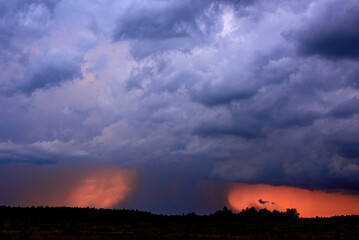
[270,108,322,128]
[290,0,359,60]
[329,98,359,119]
[322,121,359,161]
[193,117,265,139]
[0,51,83,96]
[0,0,90,96]
[190,83,257,106]
[0,156,56,165]
[338,143,359,160]
[19,57,82,95]
[0,140,87,165]
[0,149,56,165]
[258,199,269,204]
[328,138,359,160]
[124,164,213,214]
[113,0,359,192]
[113,1,219,41]
[1,0,359,212]
[113,1,223,58]
[0,0,58,49]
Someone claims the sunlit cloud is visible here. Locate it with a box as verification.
[0,164,137,209]
[228,183,359,217]
[66,167,136,208]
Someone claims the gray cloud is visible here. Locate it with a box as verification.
[329,98,359,119]
[0,0,56,47]
[193,116,265,139]
[258,199,269,205]
[1,0,359,207]
[0,0,101,96]
[17,49,83,95]
[289,0,359,60]
[0,140,87,165]
[113,1,217,40]
[326,129,359,160]
[190,82,258,106]
[113,0,224,58]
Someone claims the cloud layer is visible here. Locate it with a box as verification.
[1,0,359,212]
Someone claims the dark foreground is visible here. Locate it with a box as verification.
[0,206,358,240]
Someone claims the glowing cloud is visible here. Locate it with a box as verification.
[66,167,137,208]
[228,183,359,217]
[3,165,137,209]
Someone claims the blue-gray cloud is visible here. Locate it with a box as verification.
[289,0,359,60]
[113,0,223,58]
[329,98,359,119]
[17,49,83,95]
[0,0,359,208]
[113,1,217,41]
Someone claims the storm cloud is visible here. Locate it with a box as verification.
[290,0,359,59]
[1,0,359,213]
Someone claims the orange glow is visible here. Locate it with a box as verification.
[66,167,136,208]
[5,165,137,209]
[228,183,359,217]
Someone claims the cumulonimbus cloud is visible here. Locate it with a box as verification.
[0,0,359,215]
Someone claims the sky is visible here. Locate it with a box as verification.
[1,0,359,217]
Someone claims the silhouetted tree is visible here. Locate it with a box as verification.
[186,212,197,219]
[240,207,258,219]
[213,206,234,219]
[258,208,271,218]
[286,208,299,220]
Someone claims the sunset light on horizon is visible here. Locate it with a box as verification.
[228,183,359,218]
